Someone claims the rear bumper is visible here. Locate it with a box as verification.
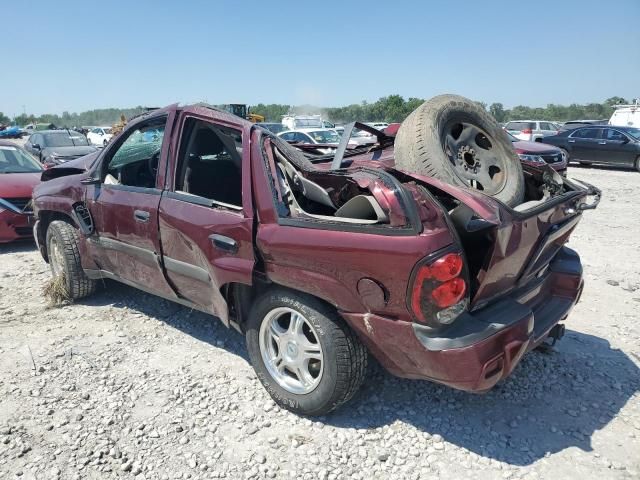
[343,246,583,392]
[0,210,33,243]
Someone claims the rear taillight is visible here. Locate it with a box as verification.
[409,251,469,327]
[521,128,532,134]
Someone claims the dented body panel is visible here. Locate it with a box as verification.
[31,104,598,393]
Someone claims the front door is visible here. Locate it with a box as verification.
[85,114,176,298]
[158,113,254,324]
[600,128,636,166]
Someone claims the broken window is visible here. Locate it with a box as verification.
[174,118,243,208]
[103,117,166,188]
[263,136,400,227]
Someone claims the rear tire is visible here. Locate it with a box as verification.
[246,288,367,416]
[46,220,96,300]
[635,156,640,172]
[395,94,524,206]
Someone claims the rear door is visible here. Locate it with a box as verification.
[569,128,602,161]
[84,114,177,298]
[158,109,255,324]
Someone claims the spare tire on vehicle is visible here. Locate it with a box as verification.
[394,94,524,206]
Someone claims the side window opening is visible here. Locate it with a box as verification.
[174,118,243,208]
[263,136,393,226]
[103,117,166,188]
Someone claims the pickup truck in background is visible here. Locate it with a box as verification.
[31,99,600,415]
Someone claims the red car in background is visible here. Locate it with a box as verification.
[507,132,567,176]
[0,141,42,243]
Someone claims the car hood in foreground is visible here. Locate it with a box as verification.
[42,146,98,158]
[0,172,41,198]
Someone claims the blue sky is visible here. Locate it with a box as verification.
[3,0,639,116]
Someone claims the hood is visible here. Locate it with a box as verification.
[512,140,560,154]
[41,151,100,181]
[0,172,41,198]
[43,145,98,159]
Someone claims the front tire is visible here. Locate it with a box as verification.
[246,289,367,416]
[46,220,96,300]
[635,156,640,173]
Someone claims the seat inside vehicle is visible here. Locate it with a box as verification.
[176,120,243,207]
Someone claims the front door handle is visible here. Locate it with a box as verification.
[134,210,150,222]
[209,234,238,254]
[568,139,575,143]
[598,141,607,145]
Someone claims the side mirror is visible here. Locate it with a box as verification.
[32,143,41,150]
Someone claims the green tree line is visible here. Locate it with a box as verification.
[253,95,630,124]
[1,96,632,128]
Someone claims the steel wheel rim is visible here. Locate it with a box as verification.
[49,236,65,277]
[259,307,324,395]
[442,121,508,195]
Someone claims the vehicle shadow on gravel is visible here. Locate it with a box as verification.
[325,329,640,467]
[81,280,249,360]
[74,283,640,467]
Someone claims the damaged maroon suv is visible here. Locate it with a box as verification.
[32,95,599,415]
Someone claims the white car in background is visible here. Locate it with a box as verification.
[504,120,559,142]
[366,122,389,131]
[87,126,113,146]
[278,128,358,153]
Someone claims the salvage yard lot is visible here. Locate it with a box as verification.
[0,167,639,480]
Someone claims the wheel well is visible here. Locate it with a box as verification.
[222,279,339,333]
[37,211,78,261]
[534,137,543,142]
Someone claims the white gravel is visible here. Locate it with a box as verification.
[0,166,639,480]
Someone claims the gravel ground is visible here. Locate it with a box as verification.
[0,165,639,480]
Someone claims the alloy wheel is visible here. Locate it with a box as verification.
[259,307,324,394]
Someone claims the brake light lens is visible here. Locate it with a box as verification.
[409,251,468,327]
[432,278,466,308]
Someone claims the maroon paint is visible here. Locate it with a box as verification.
[31,104,596,393]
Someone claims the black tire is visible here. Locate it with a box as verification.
[560,148,570,163]
[103,139,108,147]
[46,220,96,300]
[634,156,640,173]
[395,94,525,206]
[246,288,367,416]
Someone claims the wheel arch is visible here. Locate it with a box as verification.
[221,278,347,334]
[37,210,78,262]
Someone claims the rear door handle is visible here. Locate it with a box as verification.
[209,234,238,254]
[598,141,607,145]
[134,210,150,222]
